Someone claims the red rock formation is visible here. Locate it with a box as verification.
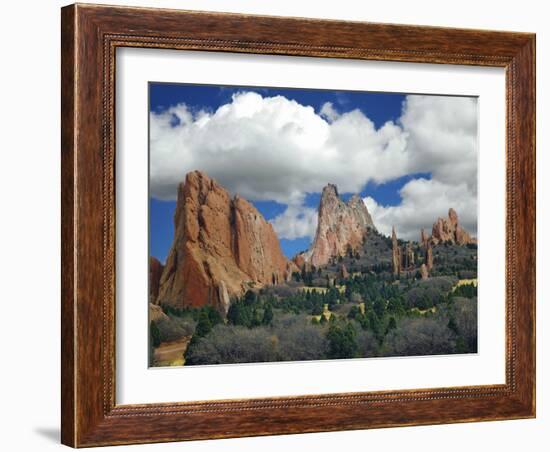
[232,195,289,286]
[292,254,306,270]
[420,263,429,280]
[296,184,375,268]
[430,208,476,245]
[404,242,415,268]
[339,264,350,279]
[285,261,300,281]
[392,228,422,276]
[426,242,434,271]
[391,226,401,276]
[149,303,169,323]
[420,228,429,248]
[157,171,290,311]
[149,257,163,304]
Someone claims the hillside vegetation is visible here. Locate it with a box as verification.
[150,237,478,366]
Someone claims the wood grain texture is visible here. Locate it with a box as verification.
[60,3,536,447]
[60,5,76,447]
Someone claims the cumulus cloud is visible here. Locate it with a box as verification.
[150,91,478,240]
[362,95,478,239]
[400,95,478,193]
[363,178,477,241]
[150,91,409,203]
[319,101,340,122]
[270,204,318,240]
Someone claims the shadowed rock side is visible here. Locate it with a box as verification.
[156,171,292,312]
[149,257,163,304]
[431,208,476,245]
[295,184,375,268]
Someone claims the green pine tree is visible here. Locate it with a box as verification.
[150,321,161,347]
[386,316,397,334]
[262,304,274,326]
[195,310,213,337]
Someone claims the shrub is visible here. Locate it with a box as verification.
[382,317,456,357]
[195,310,213,337]
[262,304,274,325]
[453,283,477,299]
[185,325,277,365]
[276,322,328,362]
[347,305,360,320]
[449,297,478,352]
[326,322,358,359]
[150,322,161,347]
[355,328,379,358]
[154,315,195,343]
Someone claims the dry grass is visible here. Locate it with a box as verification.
[153,336,191,367]
[411,306,437,315]
[300,285,346,294]
[453,278,478,291]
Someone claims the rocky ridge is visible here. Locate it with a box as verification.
[295,184,375,268]
[155,171,294,312]
[430,208,476,245]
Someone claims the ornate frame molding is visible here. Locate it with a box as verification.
[61,4,535,447]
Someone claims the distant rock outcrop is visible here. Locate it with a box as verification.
[420,228,429,248]
[156,171,290,311]
[339,264,350,279]
[292,253,306,270]
[149,257,163,304]
[420,264,429,280]
[392,226,424,277]
[404,242,415,268]
[431,208,476,245]
[285,261,300,281]
[391,226,402,276]
[426,242,434,271]
[295,184,375,268]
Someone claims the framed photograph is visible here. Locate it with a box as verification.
[61,3,535,447]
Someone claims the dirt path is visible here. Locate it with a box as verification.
[154,336,191,367]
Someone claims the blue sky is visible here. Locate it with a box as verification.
[147,82,437,261]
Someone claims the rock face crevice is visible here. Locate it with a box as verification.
[156,171,291,310]
[296,184,375,268]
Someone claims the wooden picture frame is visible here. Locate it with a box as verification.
[61,3,535,447]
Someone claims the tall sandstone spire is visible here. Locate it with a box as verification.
[296,184,375,268]
[420,228,429,248]
[391,226,402,276]
[426,241,434,271]
[156,171,293,312]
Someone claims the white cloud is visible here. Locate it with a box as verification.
[270,204,318,240]
[319,101,340,122]
[150,91,478,240]
[400,95,478,192]
[363,178,477,241]
[150,91,410,203]
[362,95,478,240]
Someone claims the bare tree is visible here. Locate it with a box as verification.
[382,317,456,357]
[185,325,277,365]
